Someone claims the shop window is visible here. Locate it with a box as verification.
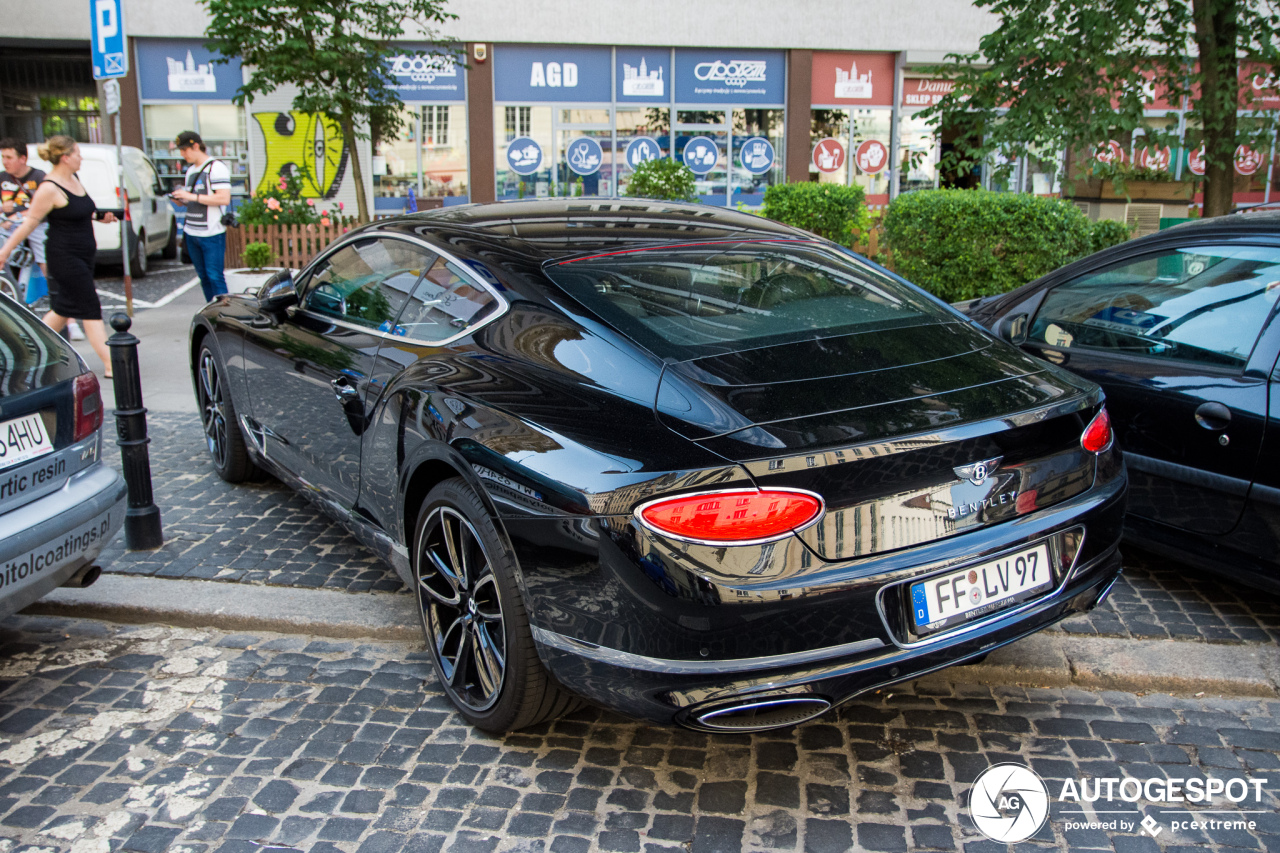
[615,108,669,197]
[496,105,552,199]
[732,108,784,203]
[375,107,420,200]
[505,106,531,142]
[898,114,939,194]
[423,106,450,147]
[142,104,249,195]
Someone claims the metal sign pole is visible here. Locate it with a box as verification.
[115,112,132,317]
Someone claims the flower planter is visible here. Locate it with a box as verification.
[1099,180,1193,201]
[224,267,288,295]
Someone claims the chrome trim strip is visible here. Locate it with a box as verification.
[530,626,884,674]
[293,232,510,348]
[874,526,1086,651]
[1125,451,1249,498]
[632,487,826,547]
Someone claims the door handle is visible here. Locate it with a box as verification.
[1194,401,1231,431]
[331,377,360,401]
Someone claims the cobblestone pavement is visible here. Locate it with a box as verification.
[98,413,1280,642]
[0,617,1277,853]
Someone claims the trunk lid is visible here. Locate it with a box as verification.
[655,322,1102,561]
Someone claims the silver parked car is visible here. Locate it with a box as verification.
[0,295,125,618]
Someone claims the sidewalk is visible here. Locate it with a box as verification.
[43,281,1280,704]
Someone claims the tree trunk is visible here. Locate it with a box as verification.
[1192,0,1239,218]
[340,118,371,224]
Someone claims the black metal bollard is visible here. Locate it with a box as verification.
[107,313,164,550]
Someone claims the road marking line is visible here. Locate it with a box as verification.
[96,289,155,308]
[150,276,202,308]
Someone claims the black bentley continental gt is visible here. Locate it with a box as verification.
[190,200,1126,733]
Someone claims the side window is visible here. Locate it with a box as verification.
[303,238,436,331]
[1029,244,1280,369]
[396,257,499,341]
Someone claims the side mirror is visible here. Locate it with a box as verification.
[997,313,1029,345]
[259,270,297,313]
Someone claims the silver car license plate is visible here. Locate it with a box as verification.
[0,412,54,471]
[911,542,1052,633]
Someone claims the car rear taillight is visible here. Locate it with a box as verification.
[73,372,103,442]
[1081,407,1112,453]
[637,489,824,544]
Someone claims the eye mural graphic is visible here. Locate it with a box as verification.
[252,110,349,199]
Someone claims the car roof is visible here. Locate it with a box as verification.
[1162,210,1280,237]
[360,199,815,262]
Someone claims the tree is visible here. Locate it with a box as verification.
[922,0,1280,217]
[201,0,456,223]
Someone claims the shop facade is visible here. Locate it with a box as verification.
[61,32,1277,219]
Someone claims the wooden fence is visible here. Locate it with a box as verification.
[223,219,356,269]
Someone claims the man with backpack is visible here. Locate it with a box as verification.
[170,131,231,302]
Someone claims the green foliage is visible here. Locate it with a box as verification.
[242,242,275,270]
[922,0,1280,218]
[1089,219,1133,253]
[882,190,1094,302]
[626,158,698,202]
[235,173,322,226]
[201,0,456,223]
[1089,159,1175,186]
[760,182,870,248]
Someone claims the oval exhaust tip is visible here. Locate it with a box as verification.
[688,696,831,732]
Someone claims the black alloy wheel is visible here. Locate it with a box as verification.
[412,479,581,731]
[418,505,508,711]
[195,343,260,482]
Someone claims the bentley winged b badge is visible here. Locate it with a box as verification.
[954,456,1003,486]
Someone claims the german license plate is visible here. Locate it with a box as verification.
[0,412,54,471]
[911,543,1052,634]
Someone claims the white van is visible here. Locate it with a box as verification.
[27,143,177,278]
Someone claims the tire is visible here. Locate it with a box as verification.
[128,230,148,278]
[160,220,178,259]
[195,343,261,483]
[412,478,581,732]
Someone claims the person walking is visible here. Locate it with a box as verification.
[170,131,231,302]
[0,137,85,341]
[0,136,117,377]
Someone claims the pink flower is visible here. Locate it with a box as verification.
[320,217,331,226]
[278,178,287,190]
[306,198,315,206]
[337,201,345,211]
[266,197,281,211]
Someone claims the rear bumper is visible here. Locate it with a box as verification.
[0,462,127,618]
[514,470,1126,727]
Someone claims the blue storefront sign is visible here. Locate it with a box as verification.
[385,45,465,101]
[624,137,663,169]
[506,136,543,175]
[683,137,719,174]
[674,49,785,105]
[615,49,670,103]
[566,137,603,175]
[495,44,612,103]
[136,39,242,101]
[738,137,775,174]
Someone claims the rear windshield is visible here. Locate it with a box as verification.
[542,241,957,359]
[0,298,80,395]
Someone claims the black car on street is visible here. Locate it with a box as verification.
[966,212,1280,592]
[191,200,1126,732]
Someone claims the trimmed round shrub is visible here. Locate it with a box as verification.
[1089,218,1133,253]
[882,190,1094,301]
[242,241,275,270]
[626,158,698,202]
[761,182,869,248]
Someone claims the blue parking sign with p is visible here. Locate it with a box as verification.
[91,0,129,80]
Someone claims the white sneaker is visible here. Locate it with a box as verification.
[68,321,86,341]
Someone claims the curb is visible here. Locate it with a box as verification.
[28,574,421,643]
[27,575,1280,698]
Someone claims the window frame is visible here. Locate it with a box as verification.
[1024,241,1280,375]
[294,232,509,346]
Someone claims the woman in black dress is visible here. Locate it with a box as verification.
[0,136,116,376]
